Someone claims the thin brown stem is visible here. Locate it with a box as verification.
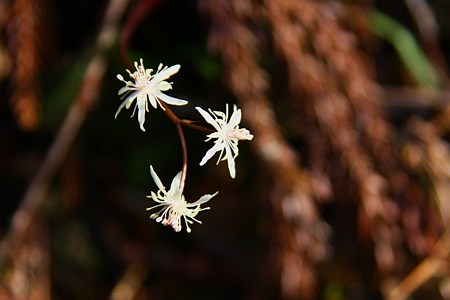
[119,0,213,190]
[176,121,188,192]
[159,102,213,191]
[159,102,214,133]
[180,119,214,133]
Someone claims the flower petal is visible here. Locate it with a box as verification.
[125,91,140,109]
[118,85,133,95]
[115,97,133,119]
[152,64,180,83]
[150,165,166,192]
[137,95,146,132]
[199,141,223,166]
[147,93,158,109]
[192,191,218,206]
[227,106,242,128]
[225,144,236,178]
[170,171,183,192]
[156,92,188,106]
[195,107,221,132]
[157,80,172,91]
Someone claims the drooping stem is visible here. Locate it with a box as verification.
[118,0,214,189]
[176,120,187,192]
[160,102,213,191]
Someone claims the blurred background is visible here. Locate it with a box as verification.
[1,0,450,299]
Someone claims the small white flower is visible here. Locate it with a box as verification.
[146,165,218,233]
[196,104,254,178]
[115,59,188,132]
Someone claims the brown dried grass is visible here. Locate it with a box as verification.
[201,0,443,298]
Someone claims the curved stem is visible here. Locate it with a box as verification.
[160,102,213,191]
[119,0,213,190]
[118,0,214,191]
[176,121,187,192]
[119,3,213,190]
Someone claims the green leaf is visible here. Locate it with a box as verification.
[370,9,442,89]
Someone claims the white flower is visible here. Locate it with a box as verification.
[146,165,218,233]
[196,104,254,178]
[115,59,188,132]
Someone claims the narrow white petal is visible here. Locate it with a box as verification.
[157,80,172,91]
[170,171,183,192]
[125,91,140,109]
[147,93,158,109]
[136,92,145,106]
[200,142,223,166]
[193,192,218,205]
[225,145,236,178]
[156,92,188,106]
[137,97,146,132]
[150,165,166,192]
[152,64,180,83]
[150,191,159,202]
[130,102,138,117]
[115,98,133,119]
[228,108,242,128]
[114,102,126,119]
[118,85,133,95]
[195,107,221,131]
[214,110,226,119]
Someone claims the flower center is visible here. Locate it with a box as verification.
[226,128,254,140]
[133,69,152,89]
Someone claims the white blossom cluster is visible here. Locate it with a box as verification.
[116,59,253,233]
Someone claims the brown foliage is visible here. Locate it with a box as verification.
[201,0,443,298]
[7,0,43,130]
